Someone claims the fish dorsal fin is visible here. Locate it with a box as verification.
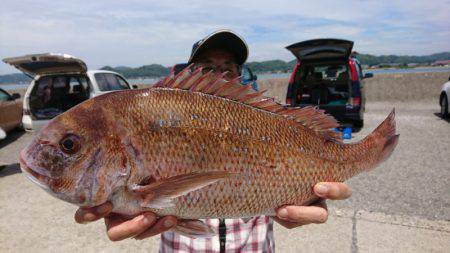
[154,67,342,141]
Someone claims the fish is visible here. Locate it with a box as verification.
[19,68,399,237]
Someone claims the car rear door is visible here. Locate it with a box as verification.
[285,39,355,125]
[286,39,354,62]
[2,53,87,77]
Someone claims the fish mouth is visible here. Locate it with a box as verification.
[19,151,51,190]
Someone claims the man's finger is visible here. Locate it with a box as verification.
[276,205,328,224]
[272,216,304,229]
[106,212,157,241]
[314,182,352,200]
[74,202,113,224]
[134,216,178,240]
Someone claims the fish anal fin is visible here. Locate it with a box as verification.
[172,219,216,238]
[132,171,235,209]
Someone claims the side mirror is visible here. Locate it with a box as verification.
[132,85,138,89]
[364,73,374,79]
[11,93,21,100]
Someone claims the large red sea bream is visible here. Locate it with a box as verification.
[20,69,399,237]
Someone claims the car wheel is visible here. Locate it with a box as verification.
[441,94,449,118]
[353,120,364,132]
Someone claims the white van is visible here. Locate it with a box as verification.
[3,53,137,131]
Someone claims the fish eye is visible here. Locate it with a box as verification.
[59,134,80,154]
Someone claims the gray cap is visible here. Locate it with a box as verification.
[188,29,249,65]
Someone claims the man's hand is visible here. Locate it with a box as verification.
[273,182,351,229]
[74,202,177,241]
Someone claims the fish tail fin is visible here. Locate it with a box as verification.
[362,108,399,170]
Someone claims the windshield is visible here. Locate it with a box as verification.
[95,73,130,91]
[308,65,348,81]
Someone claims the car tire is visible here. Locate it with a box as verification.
[441,94,449,119]
[353,120,364,132]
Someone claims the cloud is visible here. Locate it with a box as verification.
[1,0,449,74]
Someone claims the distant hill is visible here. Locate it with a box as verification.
[99,52,450,77]
[356,52,450,66]
[0,73,31,84]
[1,52,449,83]
[101,64,171,78]
[246,60,297,73]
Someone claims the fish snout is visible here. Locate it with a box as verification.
[20,140,65,179]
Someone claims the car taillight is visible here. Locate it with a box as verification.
[348,59,358,82]
[288,63,300,85]
[286,62,300,106]
[23,108,31,115]
[351,97,361,106]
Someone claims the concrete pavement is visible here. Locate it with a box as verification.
[1,162,449,252]
[1,101,449,252]
[276,208,450,253]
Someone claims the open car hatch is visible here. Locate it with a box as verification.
[2,53,87,78]
[286,39,354,61]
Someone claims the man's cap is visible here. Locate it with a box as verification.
[188,29,248,65]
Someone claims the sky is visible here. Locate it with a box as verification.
[0,0,449,74]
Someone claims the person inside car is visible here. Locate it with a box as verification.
[74,29,352,252]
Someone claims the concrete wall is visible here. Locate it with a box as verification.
[258,72,449,103]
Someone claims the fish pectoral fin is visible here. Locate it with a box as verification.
[172,219,216,238]
[131,171,236,209]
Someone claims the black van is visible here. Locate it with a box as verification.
[285,39,373,131]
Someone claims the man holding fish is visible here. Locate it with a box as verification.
[73,30,353,252]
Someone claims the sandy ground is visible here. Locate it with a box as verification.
[0,99,449,252]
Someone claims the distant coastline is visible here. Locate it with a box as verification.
[2,66,449,91]
[1,51,449,85]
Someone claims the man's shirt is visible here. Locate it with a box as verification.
[160,216,275,253]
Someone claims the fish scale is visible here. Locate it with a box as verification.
[20,70,398,235]
[97,89,364,218]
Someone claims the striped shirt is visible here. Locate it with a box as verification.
[160,216,275,253]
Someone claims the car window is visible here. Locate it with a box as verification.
[241,67,251,81]
[69,76,90,93]
[104,73,124,90]
[0,89,10,102]
[69,77,81,86]
[95,73,129,91]
[116,75,130,89]
[69,77,81,92]
[94,73,109,91]
[53,76,67,88]
[35,76,52,97]
[311,65,347,80]
[79,77,89,87]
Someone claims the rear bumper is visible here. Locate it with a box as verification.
[316,105,362,123]
[22,115,49,131]
[22,115,33,131]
